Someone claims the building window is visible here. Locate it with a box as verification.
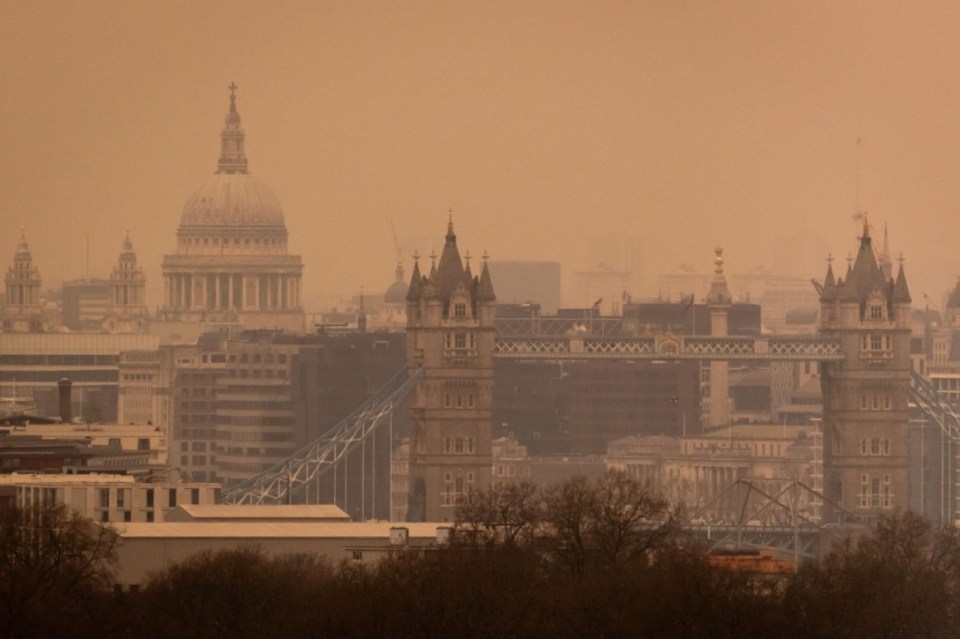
[454,302,467,318]
[117,490,125,509]
[169,489,177,508]
[101,511,109,523]
[146,489,154,508]
[191,488,200,505]
[99,488,110,509]
[454,333,467,349]
[138,438,150,451]
[146,511,154,522]
[870,305,883,320]
[123,511,132,523]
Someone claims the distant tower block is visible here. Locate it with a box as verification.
[3,229,43,332]
[706,247,732,428]
[819,217,912,520]
[405,218,496,522]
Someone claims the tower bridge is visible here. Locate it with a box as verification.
[227,217,960,542]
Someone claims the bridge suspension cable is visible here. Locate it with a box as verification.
[910,371,960,443]
[222,366,423,506]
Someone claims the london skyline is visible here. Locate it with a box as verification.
[3,1,960,311]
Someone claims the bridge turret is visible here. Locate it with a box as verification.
[819,218,912,522]
[404,218,496,522]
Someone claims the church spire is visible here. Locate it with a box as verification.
[217,82,248,175]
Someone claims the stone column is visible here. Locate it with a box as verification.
[707,248,731,429]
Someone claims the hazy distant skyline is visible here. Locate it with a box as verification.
[3,1,960,312]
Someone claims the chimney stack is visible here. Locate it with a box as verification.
[57,378,72,424]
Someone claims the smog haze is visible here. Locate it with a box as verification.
[3,1,959,309]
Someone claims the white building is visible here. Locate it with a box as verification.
[111,521,452,588]
[0,473,220,523]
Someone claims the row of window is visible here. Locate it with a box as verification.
[122,373,155,382]
[861,334,893,352]
[98,487,200,510]
[859,473,893,509]
[441,472,475,506]
[443,393,476,409]
[445,332,476,350]
[443,437,476,455]
[860,438,892,456]
[860,394,892,411]
[0,355,118,365]
[182,236,284,246]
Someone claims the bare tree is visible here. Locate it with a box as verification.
[456,481,541,545]
[0,504,118,639]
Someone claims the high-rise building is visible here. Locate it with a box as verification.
[819,219,912,520]
[160,85,304,332]
[405,220,496,522]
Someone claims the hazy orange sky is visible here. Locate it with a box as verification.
[2,1,960,311]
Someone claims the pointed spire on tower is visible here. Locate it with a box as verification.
[477,250,496,302]
[893,253,911,304]
[217,82,248,175]
[406,251,423,302]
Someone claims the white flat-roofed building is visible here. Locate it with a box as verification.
[9,422,167,466]
[111,521,452,587]
[164,503,350,523]
[0,473,220,524]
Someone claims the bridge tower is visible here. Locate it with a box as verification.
[819,218,912,520]
[405,219,496,521]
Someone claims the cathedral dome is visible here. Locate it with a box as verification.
[384,279,409,305]
[179,172,285,229]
